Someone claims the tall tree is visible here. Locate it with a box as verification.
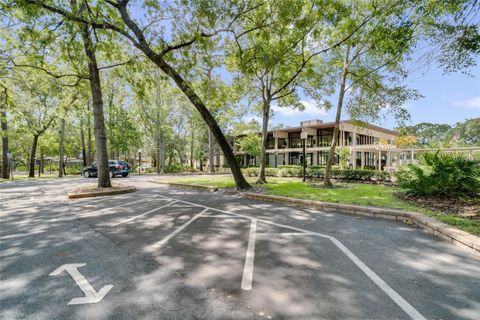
[58,94,77,177]
[228,0,355,183]
[1,85,9,179]
[9,72,58,177]
[20,0,254,189]
[322,2,422,187]
[68,0,111,186]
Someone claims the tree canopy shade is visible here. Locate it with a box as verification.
[2,0,478,187]
[226,0,355,183]
[9,0,256,189]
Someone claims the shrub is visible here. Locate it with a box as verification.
[395,152,480,198]
[242,166,391,182]
[65,166,81,175]
[243,167,259,176]
[278,165,303,177]
[144,167,156,174]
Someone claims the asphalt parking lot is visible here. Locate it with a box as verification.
[1,176,479,319]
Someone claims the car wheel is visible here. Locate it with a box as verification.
[83,171,90,178]
[122,173,128,177]
[109,171,114,178]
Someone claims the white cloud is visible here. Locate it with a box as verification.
[452,96,480,109]
[272,100,328,117]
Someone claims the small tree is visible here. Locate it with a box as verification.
[337,147,350,170]
[238,133,261,166]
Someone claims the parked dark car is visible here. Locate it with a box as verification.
[83,160,131,178]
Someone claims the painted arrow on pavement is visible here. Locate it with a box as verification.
[49,263,113,305]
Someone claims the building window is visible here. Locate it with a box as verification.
[317,151,338,165]
[318,128,334,147]
[267,135,275,149]
[306,153,313,166]
[289,152,301,165]
[278,138,287,149]
[306,135,315,148]
[288,152,313,166]
[345,132,352,146]
[289,132,302,148]
[268,154,276,167]
[235,155,245,167]
[277,154,285,165]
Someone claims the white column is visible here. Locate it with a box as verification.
[378,151,382,170]
[351,149,356,169]
[361,151,365,169]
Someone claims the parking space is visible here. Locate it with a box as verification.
[1,176,479,319]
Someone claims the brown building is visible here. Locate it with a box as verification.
[234,119,398,170]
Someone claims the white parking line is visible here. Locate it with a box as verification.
[241,218,257,291]
[153,193,426,320]
[256,232,310,237]
[110,200,178,227]
[150,208,209,249]
[199,214,247,218]
[77,196,161,217]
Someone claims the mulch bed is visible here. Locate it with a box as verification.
[68,183,136,199]
[395,193,480,219]
[74,183,130,193]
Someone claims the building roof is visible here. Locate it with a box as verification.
[239,120,398,136]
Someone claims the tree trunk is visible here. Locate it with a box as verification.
[257,100,271,184]
[155,71,162,174]
[167,151,172,168]
[40,153,45,174]
[38,153,43,177]
[324,48,350,187]
[136,52,250,188]
[160,133,165,174]
[74,0,111,188]
[58,117,66,177]
[63,156,68,176]
[28,134,39,178]
[87,101,93,165]
[190,126,194,168]
[1,88,9,179]
[80,123,87,167]
[208,129,215,173]
[177,148,183,164]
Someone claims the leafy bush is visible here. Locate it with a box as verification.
[165,164,197,173]
[144,167,156,173]
[395,152,480,198]
[243,167,278,177]
[65,166,81,175]
[242,166,391,182]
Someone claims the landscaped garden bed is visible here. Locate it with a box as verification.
[68,183,136,199]
[396,193,479,219]
[153,175,480,235]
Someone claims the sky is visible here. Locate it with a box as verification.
[129,2,479,131]
[267,58,480,130]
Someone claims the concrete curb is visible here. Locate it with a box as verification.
[68,186,137,199]
[148,180,479,256]
[237,192,479,257]
[148,180,218,192]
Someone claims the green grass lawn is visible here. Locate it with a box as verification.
[160,175,480,235]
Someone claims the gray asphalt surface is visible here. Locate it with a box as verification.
[1,175,479,320]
